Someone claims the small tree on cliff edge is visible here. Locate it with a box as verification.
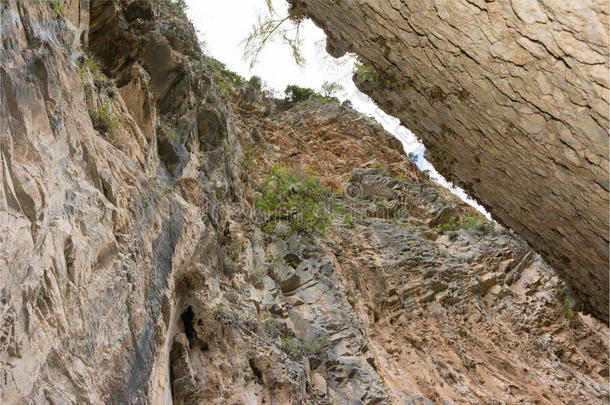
[320,81,344,98]
[242,1,307,68]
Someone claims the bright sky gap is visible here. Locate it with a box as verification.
[185,0,490,217]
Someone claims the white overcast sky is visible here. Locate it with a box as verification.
[185,0,489,215]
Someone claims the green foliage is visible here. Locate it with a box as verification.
[224,69,245,86]
[218,81,231,95]
[49,0,63,16]
[164,0,188,12]
[320,81,344,98]
[213,303,239,325]
[94,77,117,99]
[256,164,332,237]
[460,215,494,232]
[311,94,340,104]
[284,84,316,103]
[262,318,282,338]
[229,239,242,260]
[247,75,276,97]
[282,335,328,357]
[448,230,458,241]
[151,178,174,193]
[242,1,307,67]
[208,60,245,94]
[89,102,124,145]
[85,57,101,73]
[372,161,391,176]
[248,75,263,91]
[353,60,385,91]
[159,122,178,140]
[244,146,261,169]
[78,56,118,100]
[302,336,329,355]
[437,216,460,233]
[437,215,494,234]
[282,336,300,356]
[284,84,339,104]
[564,295,576,320]
[249,266,266,289]
[342,211,354,228]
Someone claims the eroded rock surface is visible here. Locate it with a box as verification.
[0,0,608,404]
[294,0,610,321]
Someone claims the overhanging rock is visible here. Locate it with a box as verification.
[296,0,609,321]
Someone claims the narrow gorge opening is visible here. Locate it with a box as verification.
[185,0,491,217]
[1,0,607,404]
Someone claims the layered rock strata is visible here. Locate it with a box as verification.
[0,0,608,404]
[294,0,610,321]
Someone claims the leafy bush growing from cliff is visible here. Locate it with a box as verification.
[89,102,124,145]
[564,295,576,320]
[281,335,329,357]
[353,60,385,92]
[437,214,494,234]
[256,164,332,237]
[320,81,344,98]
[284,84,340,104]
[285,85,316,103]
[208,59,246,94]
[248,76,276,98]
[248,75,263,91]
[461,215,494,232]
[164,0,188,12]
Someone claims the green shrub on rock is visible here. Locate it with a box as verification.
[285,84,316,103]
[437,214,494,234]
[248,75,263,91]
[256,164,332,237]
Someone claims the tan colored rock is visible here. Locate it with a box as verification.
[1,0,608,403]
[296,0,610,321]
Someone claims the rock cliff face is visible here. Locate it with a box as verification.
[0,0,608,404]
[295,0,610,321]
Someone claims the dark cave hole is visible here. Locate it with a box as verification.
[180,306,209,350]
[249,359,263,385]
[181,306,196,342]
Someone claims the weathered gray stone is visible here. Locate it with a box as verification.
[296,0,610,321]
[1,0,608,403]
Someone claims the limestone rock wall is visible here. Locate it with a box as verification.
[0,0,243,402]
[0,0,608,403]
[296,0,610,321]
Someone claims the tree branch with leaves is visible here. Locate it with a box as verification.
[242,1,308,68]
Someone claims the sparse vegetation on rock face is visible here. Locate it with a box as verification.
[436,214,494,234]
[89,102,124,144]
[296,0,610,321]
[0,0,608,405]
[284,84,339,104]
[256,164,332,237]
[353,59,385,92]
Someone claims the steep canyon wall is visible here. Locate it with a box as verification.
[0,0,608,404]
[297,0,610,321]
